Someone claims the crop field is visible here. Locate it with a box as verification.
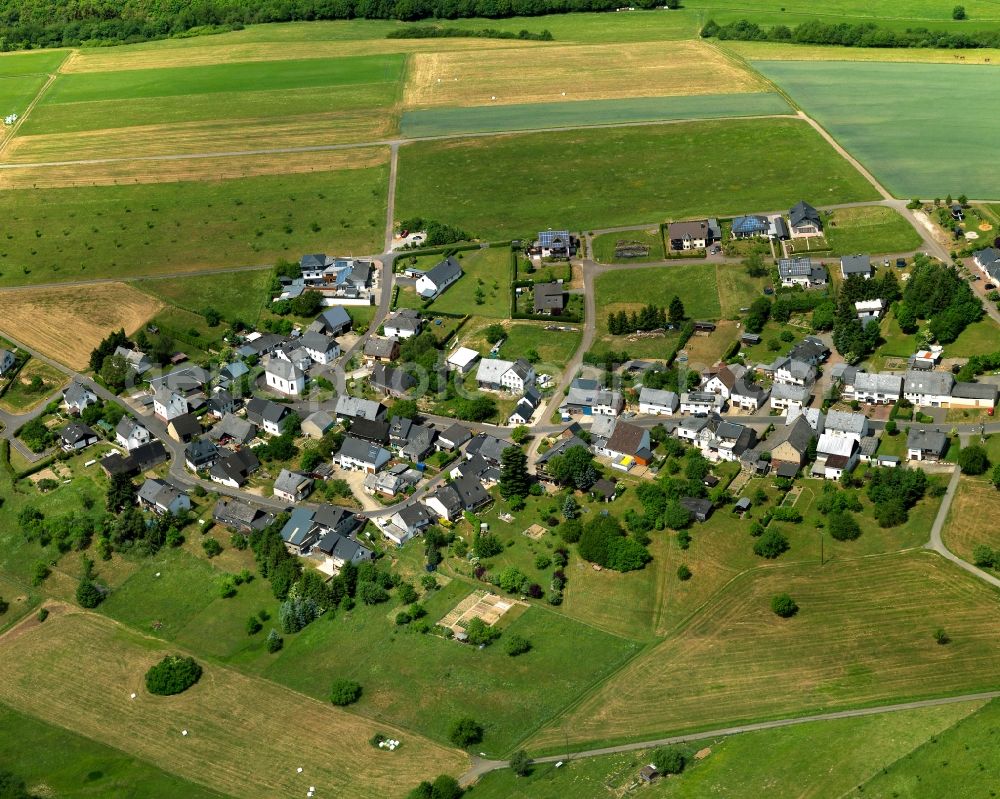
[404,41,765,108]
[0,609,466,799]
[263,579,640,754]
[724,40,1000,64]
[396,119,879,239]
[0,159,388,288]
[0,283,163,368]
[401,92,792,138]
[0,703,230,799]
[824,205,923,254]
[530,552,1000,751]
[137,269,273,327]
[845,698,1000,798]
[475,700,982,798]
[755,61,1000,198]
[943,477,1000,568]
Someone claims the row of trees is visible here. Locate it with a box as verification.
[397,218,469,246]
[606,298,684,335]
[0,1,635,50]
[702,18,1000,50]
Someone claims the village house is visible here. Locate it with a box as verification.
[309,306,354,337]
[437,423,472,452]
[167,413,200,444]
[213,498,274,534]
[424,474,491,521]
[638,387,679,416]
[907,428,949,462]
[824,410,870,442]
[446,346,480,374]
[731,214,769,239]
[313,530,373,572]
[59,422,98,451]
[217,361,249,390]
[352,418,391,446]
[153,387,189,421]
[384,503,434,546]
[770,382,812,414]
[974,246,1000,280]
[336,436,391,474]
[62,381,98,414]
[530,229,575,259]
[280,507,319,554]
[841,254,874,280]
[730,378,769,411]
[273,468,314,503]
[508,387,542,426]
[762,415,815,470]
[667,219,711,251]
[841,370,903,405]
[206,387,235,419]
[301,410,334,439]
[246,398,292,436]
[137,478,190,516]
[475,358,535,394]
[677,415,756,463]
[207,413,256,446]
[703,364,746,399]
[855,299,886,324]
[100,440,168,478]
[789,200,823,238]
[371,363,417,398]
[384,309,423,339]
[951,382,999,409]
[812,433,859,480]
[788,336,830,366]
[184,439,218,471]
[299,331,340,365]
[773,357,817,387]
[115,417,150,451]
[364,336,400,364]
[112,345,151,376]
[598,421,652,471]
[561,379,624,417]
[415,256,463,300]
[533,281,567,315]
[679,391,725,415]
[903,370,954,407]
[335,395,384,424]
[778,257,828,289]
[210,448,260,488]
[680,496,713,523]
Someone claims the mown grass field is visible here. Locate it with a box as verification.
[825,205,922,254]
[0,703,231,799]
[530,552,1000,751]
[591,229,666,264]
[401,92,792,137]
[423,247,512,318]
[942,477,1000,568]
[0,50,69,76]
[0,609,466,799]
[0,159,387,287]
[844,698,1000,798]
[474,700,983,798]
[496,323,582,369]
[137,269,273,327]
[263,578,640,755]
[396,118,879,239]
[404,40,765,108]
[0,74,48,117]
[755,61,1000,198]
[0,283,163,369]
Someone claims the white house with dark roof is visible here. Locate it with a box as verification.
[59,422,98,451]
[907,428,949,461]
[903,370,954,407]
[335,395,384,423]
[384,309,422,339]
[824,410,869,443]
[703,364,745,399]
[774,357,817,387]
[638,387,679,416]
[337,436,391,474]
[974,247,1000,280]
[841,254,874,279]
[812,433,859,480]
[770,382,811,414]
[532,230,574,258]
[138,478,190,516]
[679,391,725,415]
[533,281,567,315]
[778,257,828,288]
[299,331,340,365]
[263,356,305,396]
[789,200,823,238]
[152,386,189,421]
[667,219,711,251]
[246,397,291,436]
[730,378,769,411]
[115,417,150,452]
[62,381,97,414]
[475,358,535,394]
[416,256,462,299]
[273,468,313,503]
[845,371,902,405]
[951,381,998,409]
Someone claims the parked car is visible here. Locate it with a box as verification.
[986,283,996,290]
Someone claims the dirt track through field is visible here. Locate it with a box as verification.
[0,609,467,799]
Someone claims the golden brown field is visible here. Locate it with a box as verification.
[530,552,1000,751]
[0,146,387,189]
[943,477,1000,565]
[404,40,766,108]
[4,111,394,165]
[61,38,546,73]
[0,283,163,368]
[0,609,467,799]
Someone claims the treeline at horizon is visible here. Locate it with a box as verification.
[0,0,631,50]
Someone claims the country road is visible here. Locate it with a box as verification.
[459,690,1000,784]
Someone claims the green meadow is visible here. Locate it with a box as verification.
[756,61,1000,198]
[0,74,48,116]
[0,159,388,286]
[401,92,793,137]
[396,118,879,238]
[0,50,68,76]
